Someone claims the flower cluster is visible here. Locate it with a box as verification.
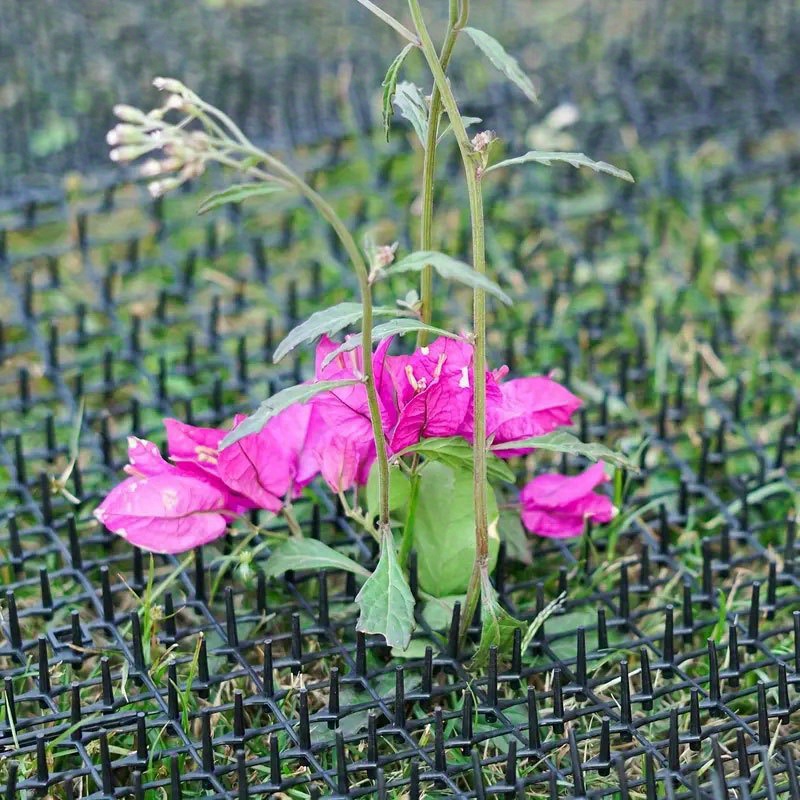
[95,335,614,553]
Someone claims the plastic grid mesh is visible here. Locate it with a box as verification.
[2,1,800,798]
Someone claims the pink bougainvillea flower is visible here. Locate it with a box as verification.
[93,472,230,553]
[315,433,375,493]
[216,404,325,513]
[312,334,507,459]
[491,376,582,457]
[162,418,256,514]
[124,436,173,478]
[386,336,506,452]
[520,462,615,539]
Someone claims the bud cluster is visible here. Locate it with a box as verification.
[106,78,213,197]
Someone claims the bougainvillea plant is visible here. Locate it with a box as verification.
[99,0,636,656]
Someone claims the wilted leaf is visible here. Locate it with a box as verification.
[273,302,400,363]
[491,430,639,472]
[485,150,634,182]
[462,27,538,103]
[197,183,285,214]
[356,531,416,650]
[263,538,370,579]
[386,251,512,305]
[382,44,415,140]
[220,380,361,448]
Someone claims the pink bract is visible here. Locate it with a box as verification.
[93,472,230,554]
[491,376,582,457]
[215,403,326,512]
[520,462,615,539]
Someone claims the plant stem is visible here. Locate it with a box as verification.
[407,0,489,647]
[219,140,393,537]
[417,0,467,343]
[398,471,420,568]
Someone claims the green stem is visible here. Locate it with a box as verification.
[217,139,393,537]
[398,471,421,568]
[417,0,467,342]
[407,0,489,648]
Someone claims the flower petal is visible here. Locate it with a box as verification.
[94,474,229,553]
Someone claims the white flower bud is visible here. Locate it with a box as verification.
[139,159,163,177]
[109,145,147,163]
[164,94,186,112]
[107,124,145,146]
[153,77,186,94]
[113,104,147,123]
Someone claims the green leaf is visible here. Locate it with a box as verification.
[366,462,412,524]
[491,430,639,472]
[386,251,512,305]
[397,437,516,484]
[197,183,285,215]
[484,150,634,182]
[273,302,401,363]
[497,509,531,565]
[462,27,538,104]
[382,44,415,140]
[220,380,361,448]
[438,116,482,144]
[473,572,526,666]
[356,531,416,650]
[393,82,429,146]
[321,320,461,369]
[263,538,370,580]
[414,462,499,597]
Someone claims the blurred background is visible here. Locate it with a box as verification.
[2,0,797,192]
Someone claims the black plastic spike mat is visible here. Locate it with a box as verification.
[2,13,800,800]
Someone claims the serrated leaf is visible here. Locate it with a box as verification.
[473,572,526,666]
[491,430,639,472]
[462,27,538,104]
[385,251,512,305]
[321,319,460,369]
[394,82,429,146]
[396,436,516,484]
[197,183,285,214]
[263,538,370,579]
[485,150,634,182]
[220,380,361,448]
[356,531,416,650]
[413,462,499,597]
[273,302,401,363]
[382,44,415,140]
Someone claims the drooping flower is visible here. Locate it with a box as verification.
[95,437,231,553]
[216,404,324,513]
[490,375,582,457]
[163,418,255,514]
[520,462,615,539]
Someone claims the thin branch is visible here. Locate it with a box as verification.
[355,0,421,46]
